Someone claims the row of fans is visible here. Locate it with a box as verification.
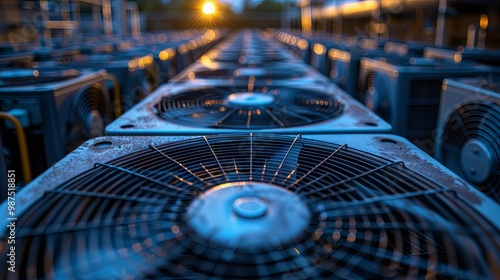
[0,28,499,279]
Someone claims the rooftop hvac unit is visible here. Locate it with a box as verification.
[274,30,313,63]
[329,41,429,99]
[207,30,298,66]
[169,60,329,87]
[105,82,391,135]
[45,53,158,112]
[0,67,112,179]
[0,52,35,68]
[434,77,500,203]
[358,56,500,154]
[424,47,500,66]
[329,46,403,99]
[1,133,498,279]
[309,41,340,76]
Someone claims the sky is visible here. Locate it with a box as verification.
[220,0,264,13]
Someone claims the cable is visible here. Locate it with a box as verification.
[0,112,32,183]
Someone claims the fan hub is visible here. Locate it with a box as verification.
[233,68,267,77]
[187,181,310,251]
[227,92,274,107]
[233,197,268,218]
[460,139,494,184]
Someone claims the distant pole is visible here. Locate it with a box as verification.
[435,0,447,47]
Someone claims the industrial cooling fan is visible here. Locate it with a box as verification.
[184,64,307,81]
[1,134,499,279]
[155,86,342,129]
[105,83,391,135]
[435,77,500,203]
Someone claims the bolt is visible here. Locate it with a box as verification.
[469,167,476,174]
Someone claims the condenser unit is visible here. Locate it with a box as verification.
[170,60,329,87]
[0,52,34,68]
[206,29,298,66]
[358,56,500,154]
[105,81,391,136]
[1,133,498,279]
[434,76,500,203]
[0,67,112,179]
[424,46,500,66]
[43,53,158,112]
[329,46,399,99]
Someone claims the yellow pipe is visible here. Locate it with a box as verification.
[106,73,123,118]
[0,112,32,183]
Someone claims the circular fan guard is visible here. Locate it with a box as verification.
[1,134,499,279]
[156,86,343,129]
[190,66,306,80]
[364,71,391,121]
[438,102,500,202]
[66,87,112,152]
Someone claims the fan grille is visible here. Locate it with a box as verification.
[190,66,305,80]
[1,134,499,279]
[156,86,344,129]
[66,86,112,152]
[439,102,500,202]
[364,72,391,121]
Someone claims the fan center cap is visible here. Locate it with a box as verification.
[187,182,310,251]
[460,139,493,184]
[233,197,267,218]
[234,68,266,77]
[227,92,274,107]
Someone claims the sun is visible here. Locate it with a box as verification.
[202,2,216,15]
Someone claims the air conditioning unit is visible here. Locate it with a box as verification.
[0,52,35,68]
[207,29,298,66]
[309,41,339,76]
[170,60,330,87]
[105,81,391,136]
[424,46,500,66]
[0,67,112,179]
[274,30,314,63]
[434,77,500,203]
[329,46,395,99]
[169,30,324,87]
[1,133,498,279]
[43,53,158,112]
[358,56,500,154]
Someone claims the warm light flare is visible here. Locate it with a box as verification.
[202,2,215,15]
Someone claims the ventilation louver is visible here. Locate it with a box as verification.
[1,134,498,279]
[435,77,500,203]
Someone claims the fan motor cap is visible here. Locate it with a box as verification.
[227,92,274,107]
[186,182,310,252]
[460,139,494,184]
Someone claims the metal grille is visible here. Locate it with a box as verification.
[440,102,500,202]
[1,134,499,279]
[156,86,344,129]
